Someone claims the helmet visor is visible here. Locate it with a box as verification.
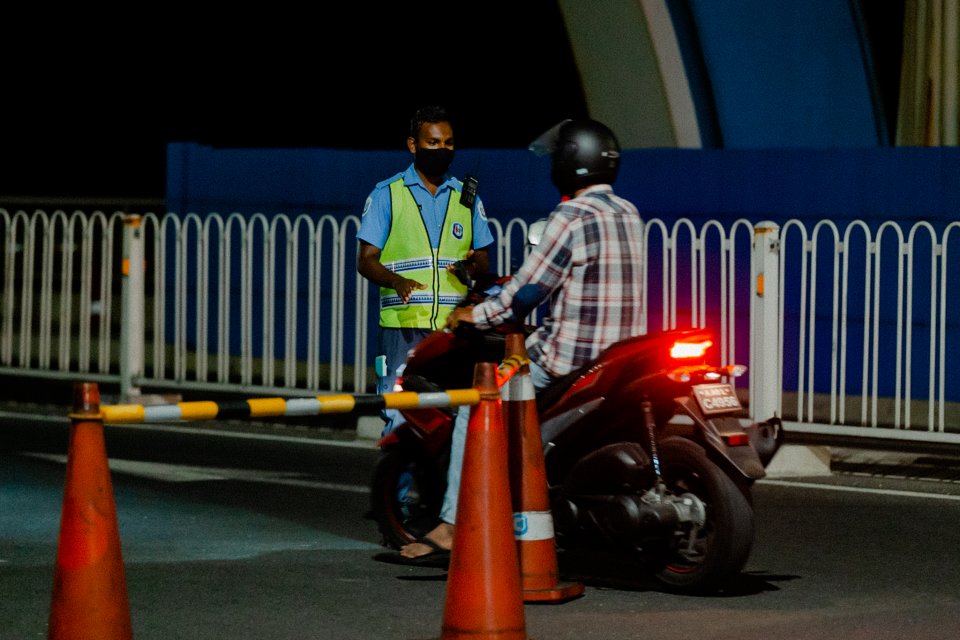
[528,119,571,157]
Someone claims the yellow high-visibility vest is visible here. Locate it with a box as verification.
[379,179,473,329]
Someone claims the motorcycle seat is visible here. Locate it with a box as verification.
[535,362,591,414]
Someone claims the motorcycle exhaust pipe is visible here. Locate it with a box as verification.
[555,494,681,542]
[608,494,679,540]
[609,493,705,542]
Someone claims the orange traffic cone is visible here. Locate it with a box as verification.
[440,362,527,640]
[503,333,584,603]
[48,382,132,640]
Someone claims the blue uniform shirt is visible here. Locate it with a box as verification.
[357,163,494,250]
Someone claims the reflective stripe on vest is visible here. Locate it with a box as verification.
[379,180,472,329]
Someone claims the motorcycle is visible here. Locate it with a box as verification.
[367,236,783,595]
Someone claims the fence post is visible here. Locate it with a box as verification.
[119,214,145,402]
[751,221,780,421]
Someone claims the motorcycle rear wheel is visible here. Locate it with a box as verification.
[645,437,755,594]
[368,447,446,550]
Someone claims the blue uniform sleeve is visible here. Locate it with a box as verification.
[472,196,495,250]
[357,184,393,249]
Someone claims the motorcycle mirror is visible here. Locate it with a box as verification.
[527,219,547,247]
[449,260,472,287]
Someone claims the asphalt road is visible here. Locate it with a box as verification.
[4,413,960,640]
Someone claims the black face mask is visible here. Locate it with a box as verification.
[414,147,454,177]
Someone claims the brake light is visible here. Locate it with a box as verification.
[723,433,751,446]
[670,340,712,359]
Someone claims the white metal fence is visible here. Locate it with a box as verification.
[2,207,958,445]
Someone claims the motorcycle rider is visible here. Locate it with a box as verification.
[396,118,646,563]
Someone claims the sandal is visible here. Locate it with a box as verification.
[372,536,451,568]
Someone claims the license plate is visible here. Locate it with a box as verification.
[692,383,743,415]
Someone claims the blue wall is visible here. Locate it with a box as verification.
[167,143,960,225]
[618,147,960,224]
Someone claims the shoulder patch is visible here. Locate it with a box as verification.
[362,196,372,217]
[477,200,487,221]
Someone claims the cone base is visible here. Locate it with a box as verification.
[522,580,585,603]
[438,626,528,640]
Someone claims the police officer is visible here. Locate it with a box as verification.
[357,105,494,437]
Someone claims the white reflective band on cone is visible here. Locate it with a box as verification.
[501,374,535,402]
[513,510,555,540]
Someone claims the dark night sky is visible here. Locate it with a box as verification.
[0,3,586,199]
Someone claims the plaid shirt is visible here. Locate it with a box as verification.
[472,184,645,378]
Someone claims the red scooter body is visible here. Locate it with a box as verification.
[370,319,784,594]
[534,326,779,487]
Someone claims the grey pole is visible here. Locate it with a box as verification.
[119,214,145,402]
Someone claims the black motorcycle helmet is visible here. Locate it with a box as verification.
[529,118,621,198]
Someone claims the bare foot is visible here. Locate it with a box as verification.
[399,522,455,558]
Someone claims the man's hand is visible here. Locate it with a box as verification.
[393,276,427,303]
[358,243,426,303]
[445,306,475,331]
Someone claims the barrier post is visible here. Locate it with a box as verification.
[750,220,780,422]
[119,214,144,402]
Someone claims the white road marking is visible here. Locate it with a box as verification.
[109,422,380,449]
[759,478,960,501]
[0,410,378,449]
[22,452,370,493]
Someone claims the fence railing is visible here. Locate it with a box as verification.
[2,207,958,445]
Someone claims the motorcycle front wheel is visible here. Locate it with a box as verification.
[368,447,446,550]
[645,437,755,594]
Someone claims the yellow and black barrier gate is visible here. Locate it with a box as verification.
[96,352,528,424]
[100,388,485,424]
